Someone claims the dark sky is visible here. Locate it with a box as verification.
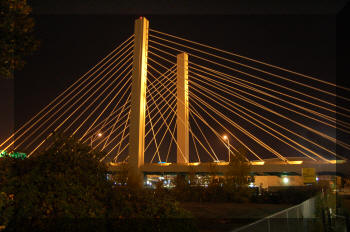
[29,0,348,15]
[1,1,349,161]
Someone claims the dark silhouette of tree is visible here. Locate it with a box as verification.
[0,135,197,231]
[0,134,110,231]
[224,146,251,188]
[0,0,39,79]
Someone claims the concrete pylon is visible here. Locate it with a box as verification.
[128,17,149,187]
[176,53,189,164]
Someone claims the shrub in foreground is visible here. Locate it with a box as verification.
[0,135,197,232]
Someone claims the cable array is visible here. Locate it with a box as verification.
[147,28,350,162]
[0,36,135,162]
[1,26,348,164]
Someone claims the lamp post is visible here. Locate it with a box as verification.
[223,135,230,162]
[91,132,103,147]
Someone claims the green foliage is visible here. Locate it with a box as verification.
[167,148,254,203]
[0,192,14,226]
[0,150,26,159]
[0,135,110,231]
[0,135,197,232]
[173,174,189,191]
[108,187,197,232]
[312,190,349,232]
[221,146,252,202]
[110,162,128,186]
[0,0,39,79]
[224,146,251,188]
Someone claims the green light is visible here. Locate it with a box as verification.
[0,150,27,159]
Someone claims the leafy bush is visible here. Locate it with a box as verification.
[167,147,254,203]
[0,135,197,232]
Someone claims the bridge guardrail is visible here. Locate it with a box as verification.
[231,196,317,232]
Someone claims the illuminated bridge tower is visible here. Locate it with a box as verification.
[128,17,149,186]
[176,53,189,164]
[128,17,190,186]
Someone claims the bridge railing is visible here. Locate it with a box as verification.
[232,196,317,232]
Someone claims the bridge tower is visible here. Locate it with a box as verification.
[128,17,149,186]
[128,17,190,186]
[176,53,189,163]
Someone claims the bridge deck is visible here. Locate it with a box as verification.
[108,157,349,176]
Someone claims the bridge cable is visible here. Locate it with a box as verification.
[102,94,132,150]
[148,46,350,126]
[149,29,350,92]
[189,78,331,161]
[189,62,350,126]
[27,56,134,156]
[148,40,350,115]
[187,66,350,151]
[188,67,350,133]
[189,124,201,163]
[24,52,134,154]
[146,104,162,162]
[188,71,342,160]
[147,65,220,162]
[147,88,177,163]
[1,39,135,152]
[148,57,263,161]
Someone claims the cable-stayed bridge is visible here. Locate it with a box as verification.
[1,17,349,185]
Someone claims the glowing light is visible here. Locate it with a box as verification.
[287,161,303,165]
[316,177,319,181]
[188,162,200,166]
[98,133,102,137]
[329,160,346,164]
[251,161,265,165]
[0,150,27,159]
[282,177,289,184]
[223,135,228,140]
[215,161,229,165]
[249,182,254,188]
[109,162,125,166]
[156,162,171,166]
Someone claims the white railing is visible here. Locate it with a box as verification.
[232,197,316,232]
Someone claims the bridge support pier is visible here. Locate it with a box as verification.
[128,17,149,187]
[176,53,189,164]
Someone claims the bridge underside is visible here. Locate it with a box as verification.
[108,157,350,176]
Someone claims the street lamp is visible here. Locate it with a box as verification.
[91,132,103,146]
[223,135,230,162]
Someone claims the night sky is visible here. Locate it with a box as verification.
[1,1,349,161]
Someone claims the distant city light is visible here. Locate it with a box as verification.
[0,150,27,159]
[157,161,171,166]
[329,160,346,164]
[282,177,289,184]
[251,161,265,165]
[188,162,200,166]
[287,160,303,165]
